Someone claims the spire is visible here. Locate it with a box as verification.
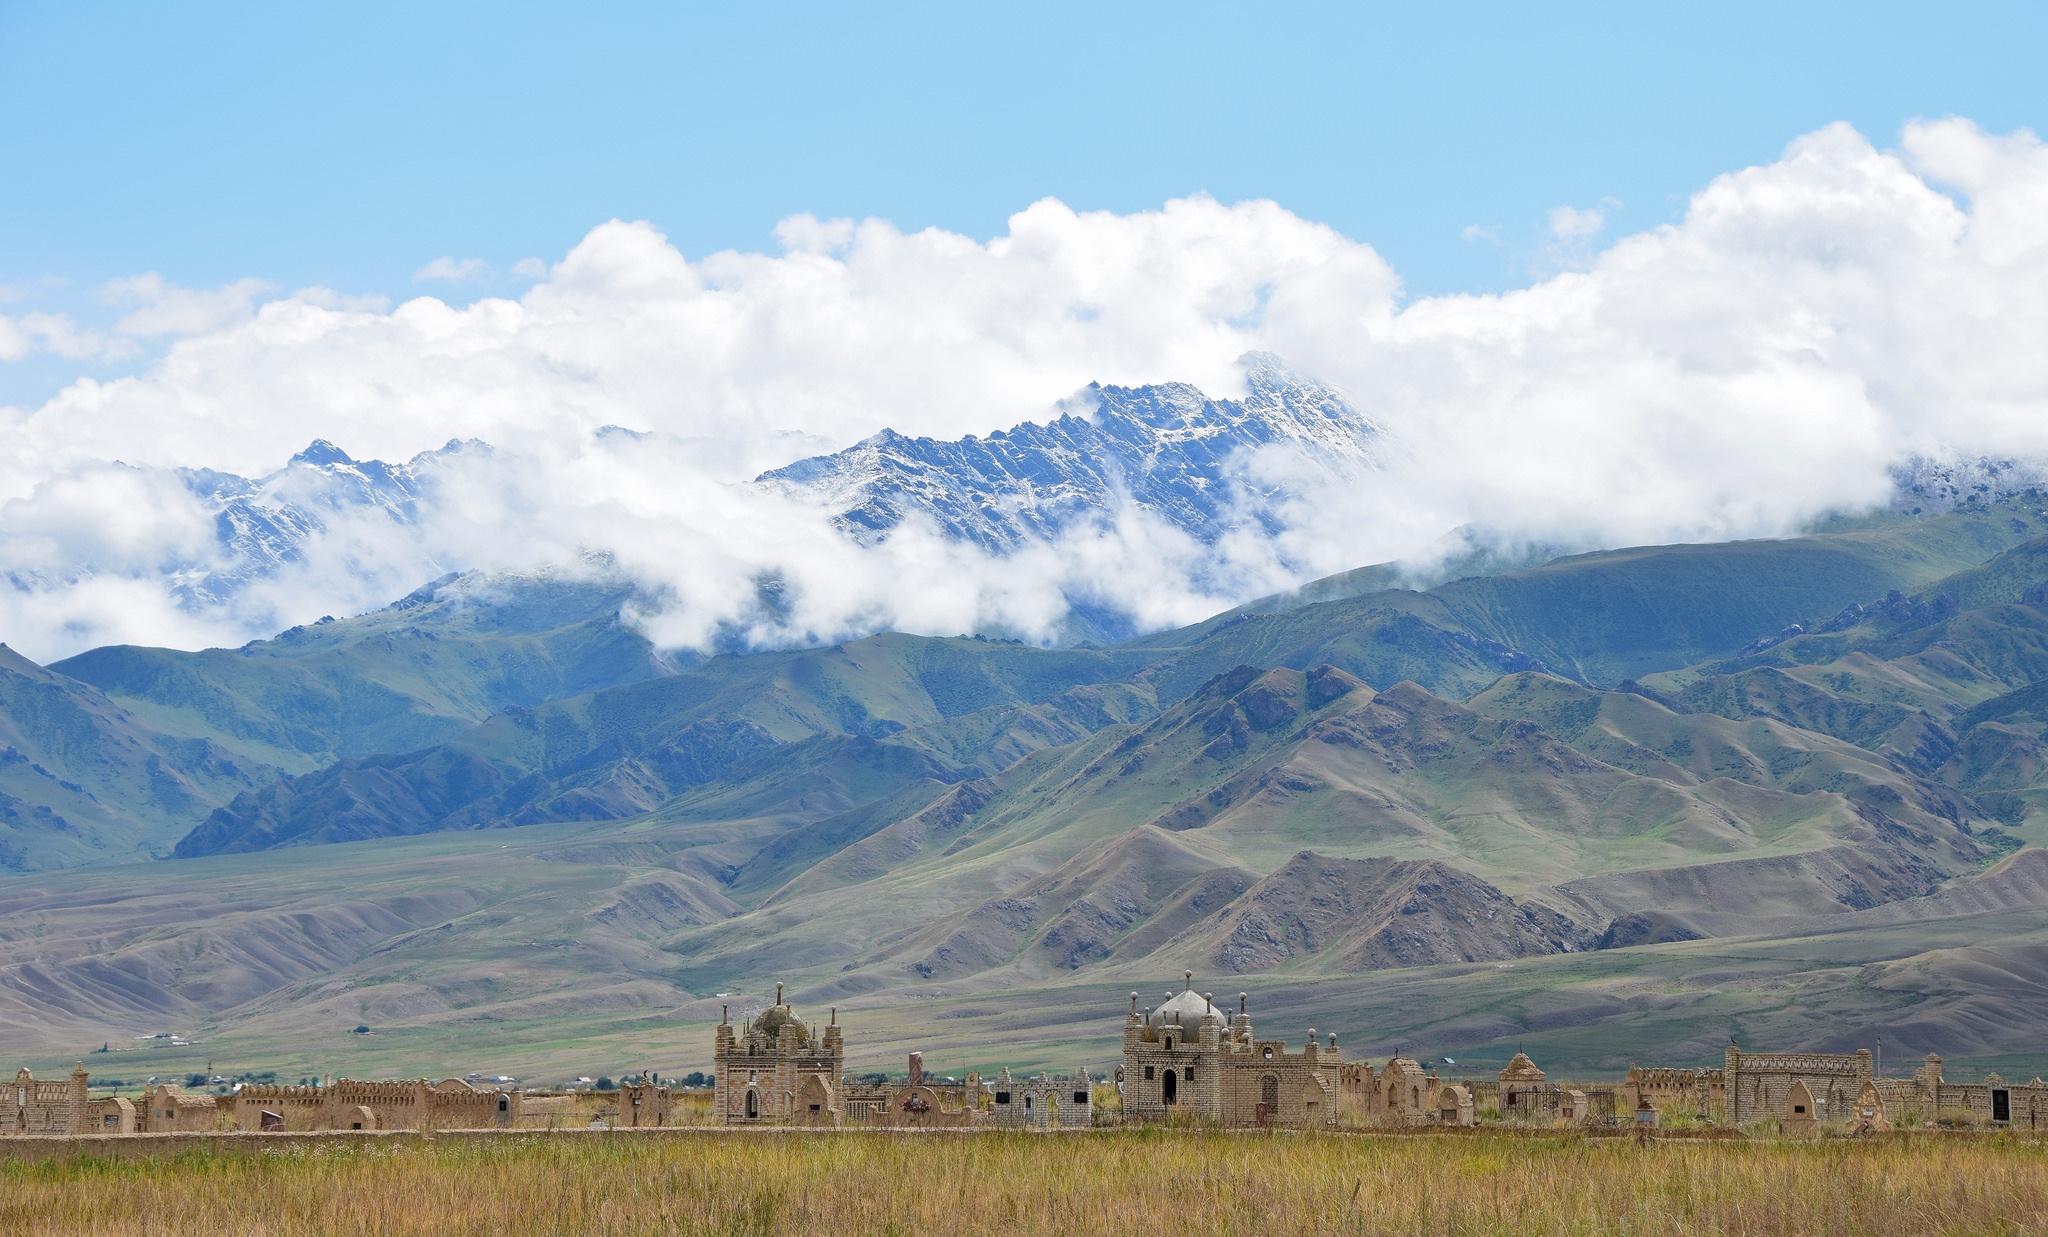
[721,1004,729,1025]
[830,1007,837,1025]
[1130,992,1139,1015]
[1239,992,1248,1016]
[776,982,784,1005]
[1184,970,1193,992]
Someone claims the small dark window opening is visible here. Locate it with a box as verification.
[1074,1091,1089,1105]
[809,1104,820,1113]
[498,1097,509,1112]
[1164,1037,1173,1051]
[1184,1067,1194,1081]
[351,1121,363,1130]
[1142,1067,1154,1081]
[995,1090,1012,1104]
[1793,1104,1807,1114]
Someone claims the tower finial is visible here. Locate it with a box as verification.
[1131,992,1139,1015]
[721,1004,729,1025]
[1184,970,1193,992]
[830,1007,837,1025]
[776,981,784,1005]
[1239,992,1248,1016]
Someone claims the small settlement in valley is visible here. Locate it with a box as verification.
[11,973,2044,1137]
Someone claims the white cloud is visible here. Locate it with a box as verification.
[4,120,2048,662]
[1546,203,1608,240]
[413,257,491,283]
[510,258,549,280]
[0,311,109,362]
[100,273,275,338]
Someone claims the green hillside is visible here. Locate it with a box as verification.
[13,501,2048,1077]
[53,571,670,775]
[176,634,1164,855]
[1132,501,2048,699]
[0,644,271,868]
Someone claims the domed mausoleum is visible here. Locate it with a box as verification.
[714,983,845,1126]
[1120,972,1341,1128]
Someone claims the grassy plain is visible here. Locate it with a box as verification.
[9,1129,2048,1236]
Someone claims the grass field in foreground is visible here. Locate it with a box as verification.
[7,1131,2048,1236]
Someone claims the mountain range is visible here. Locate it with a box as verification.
[9,365,2048,1080]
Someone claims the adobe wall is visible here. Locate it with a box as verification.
[223,1080,525,1132]
[1623,1067,1723,1118]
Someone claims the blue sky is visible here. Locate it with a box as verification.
[0,0,2042,405]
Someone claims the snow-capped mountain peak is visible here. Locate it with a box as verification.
[757,353,1383,552]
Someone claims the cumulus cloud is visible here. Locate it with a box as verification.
[3,118,2048,662]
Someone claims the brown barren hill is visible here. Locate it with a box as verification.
[1182,851,1596,973]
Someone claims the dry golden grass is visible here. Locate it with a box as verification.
[8,1129,2048,1236]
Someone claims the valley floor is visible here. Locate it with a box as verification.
[7,1128,2048,1236]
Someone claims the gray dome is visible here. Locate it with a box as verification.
[754,1005,808,1041]
[1147,988,1221,1034]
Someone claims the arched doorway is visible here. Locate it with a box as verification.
[745,1089,759,1120]
[1162,1069,1178,1105]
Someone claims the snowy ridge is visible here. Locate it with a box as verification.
[1889,456,2048,517]
[757,353,1383,552]
[169,440,475,608]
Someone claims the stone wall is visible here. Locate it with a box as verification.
[988,1069,1092,1129]
[1725,1048,1872,1126]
